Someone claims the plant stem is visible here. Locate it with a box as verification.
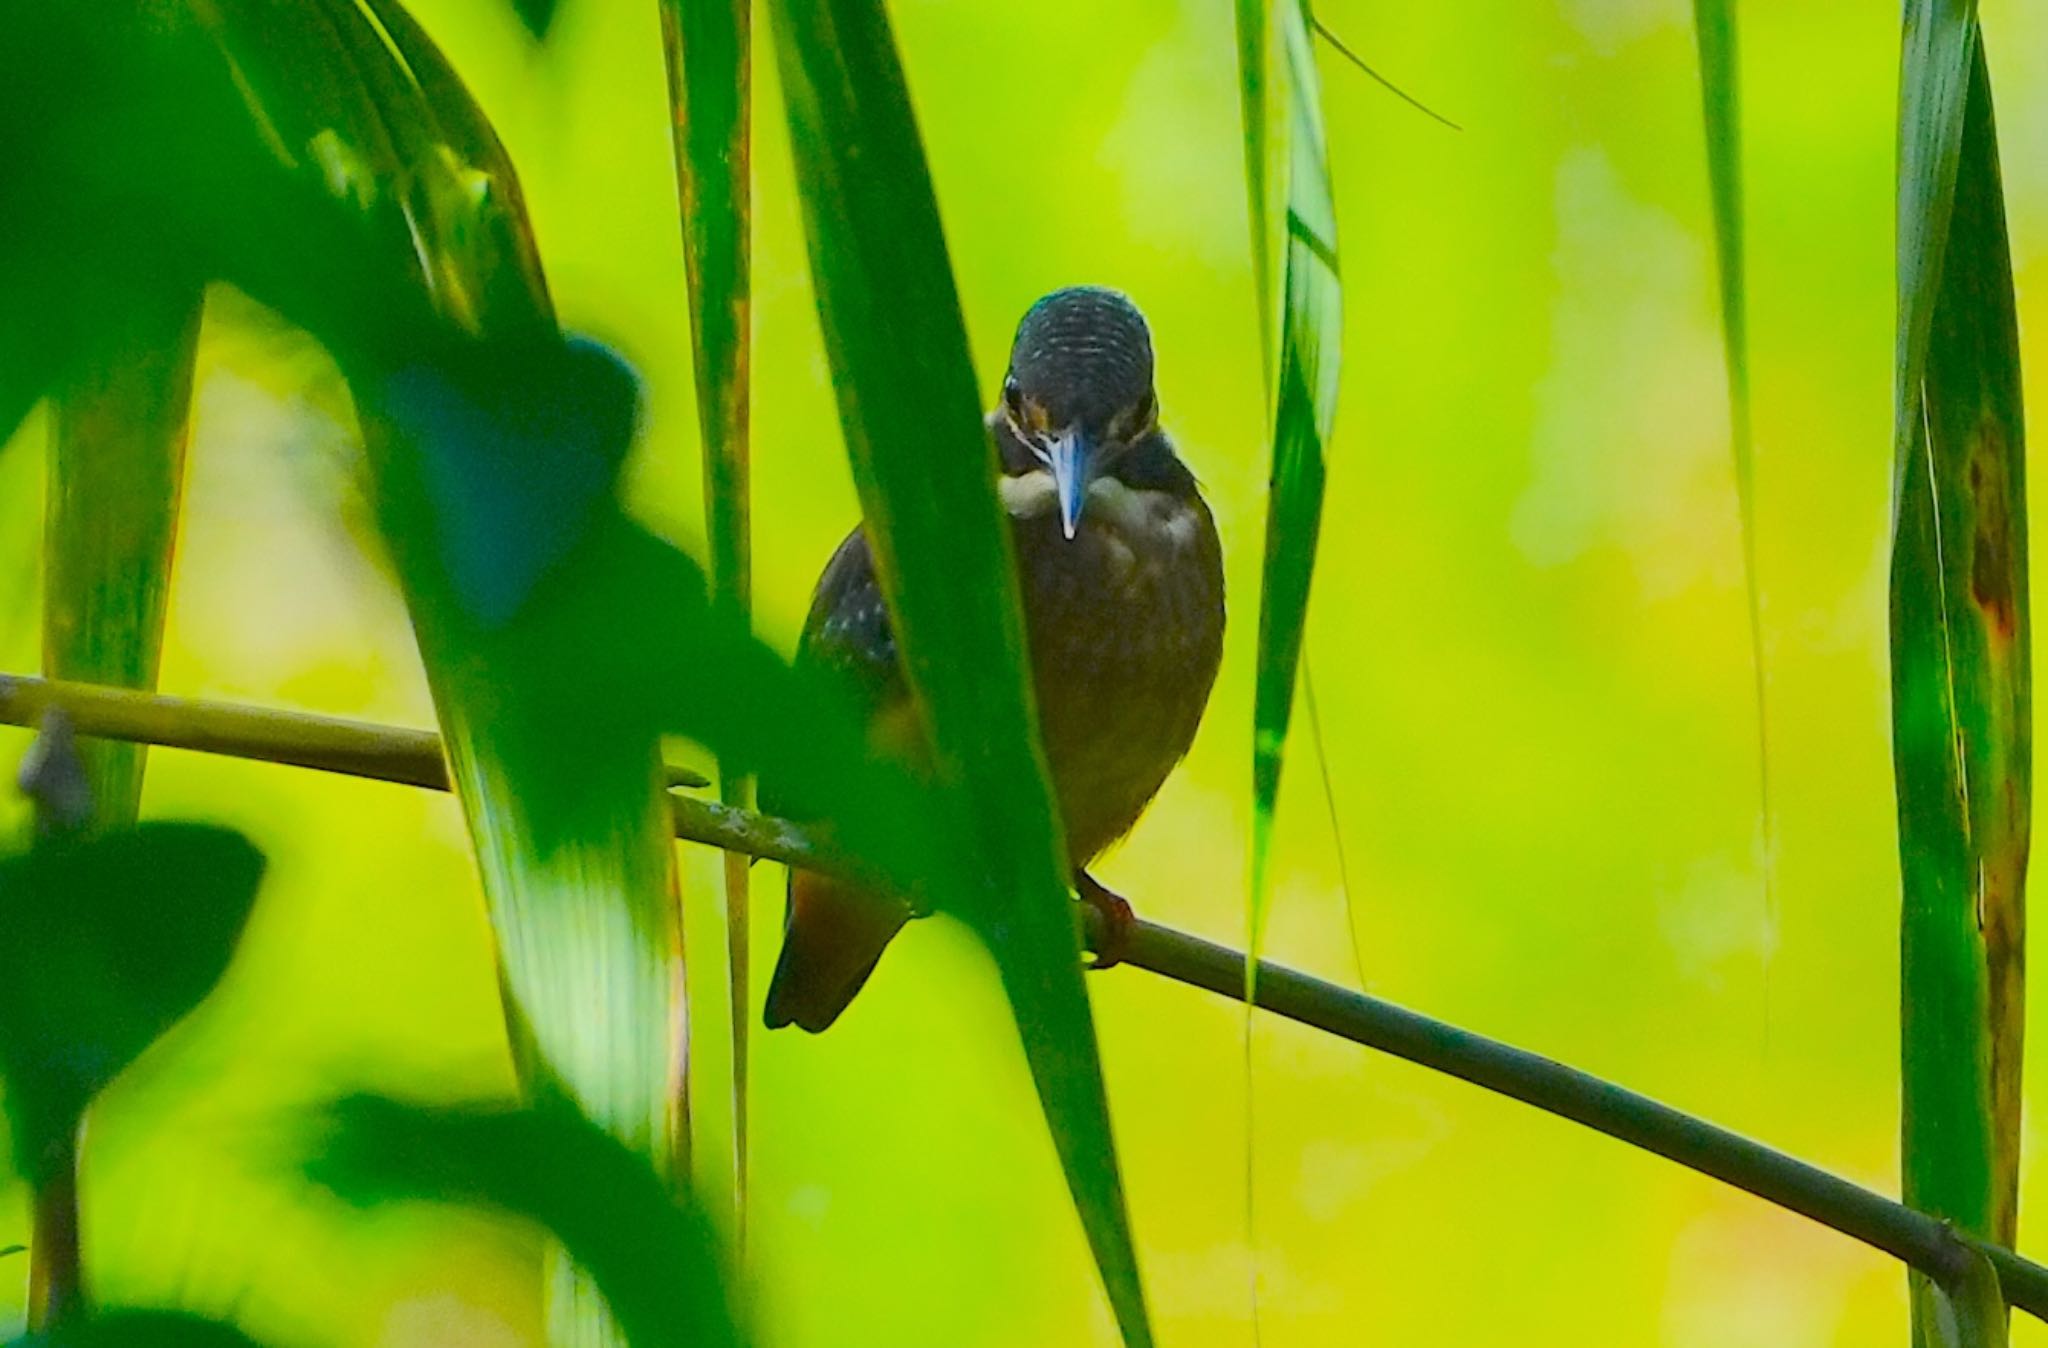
[5,671,2047,1319]
[26,1129,84,1329]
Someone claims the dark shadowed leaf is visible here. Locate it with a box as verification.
[7,1311,267,1348]
[0,823,264,1176]
[1247,0,1341,986]
[0,10,675,1344]
[766,2,1153,1343]
[659,0,755,1220]
[42,288,204,833]
[307,1094,743,1348]
[1890,15,2027,1346]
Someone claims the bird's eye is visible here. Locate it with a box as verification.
[1126,391,1157,437]
[1002,377,1024,418]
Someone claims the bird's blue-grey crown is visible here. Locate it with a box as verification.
[1005,285,1155,434]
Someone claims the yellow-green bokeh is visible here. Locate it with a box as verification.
[5,0,2048,1343]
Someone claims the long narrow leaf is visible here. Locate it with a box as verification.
[659,0,754,1225]
[42,288,204,831]
[766,3,1152,1343]
[1891,18,2027,1348]
[1247,0,1341,986]
[1690,0,1774,929]
[1236,0,1276,387]
[198,9,690,1345]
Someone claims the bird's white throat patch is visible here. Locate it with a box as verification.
[998,470,1200,549]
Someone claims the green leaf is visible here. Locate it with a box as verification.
[1890,17,2027,1346]
[766,3,1153,1343]
[8,1311,266,1348]
[308,1094,744,1348]
[42,288,204,833]
[1689,0,1773,911]
[1247,0,1341,987]
[659,0,754,1225]
[142,10,677,1344]
[0,823,265,1176]
[1236,0,1276,386]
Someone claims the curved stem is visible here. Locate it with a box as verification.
[4,672,2045,1318]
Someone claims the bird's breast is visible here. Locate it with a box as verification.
[1002,469,1225,862]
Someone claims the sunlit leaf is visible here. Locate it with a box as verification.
[659,0,754,1223]
[766,2,1153,1342]
[1890,15,2027,1346]
[0,823,265,1176]
[1689,0,1773,914]
[1247,0,1341,988]
[308,1094,743,1348]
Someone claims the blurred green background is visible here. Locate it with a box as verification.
[4,0,2048,1342]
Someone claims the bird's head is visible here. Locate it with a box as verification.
[996,286,1160,539]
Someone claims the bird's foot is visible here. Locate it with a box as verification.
[1075,870,1136,970]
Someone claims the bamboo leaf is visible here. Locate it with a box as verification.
[1890,18,2027,1347]
[659,0,754,1226]
[766,3,1153,1343]
[309,1094,744,1348]
[1236,0,1276,384]
[1247,0,1341,986]
[1689,0,1774,918]
[42,289,204,833]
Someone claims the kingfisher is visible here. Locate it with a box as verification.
[764,286,1226,1032]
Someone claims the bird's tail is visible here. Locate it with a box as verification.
[763,869,909,1033]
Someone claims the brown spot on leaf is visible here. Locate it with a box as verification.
[1968,416,2019,642]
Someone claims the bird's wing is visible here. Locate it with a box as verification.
[797,524,905,704]
[759,526,911,828]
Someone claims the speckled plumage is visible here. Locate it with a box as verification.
[765,287,1225,1032]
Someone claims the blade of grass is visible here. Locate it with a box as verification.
[1248,0,1342,991]
[1236,0,1276,387]
[659,0,754,1232]
[42,287,204,833]
[766,3,1153,1342]
[1891,18,2027,1348]
[1689,0,1775,995]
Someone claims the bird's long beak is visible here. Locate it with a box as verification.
[1047,427,1096,541]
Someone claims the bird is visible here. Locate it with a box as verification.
[763,285,1226,1033]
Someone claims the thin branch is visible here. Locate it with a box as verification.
[1306,11,1461,131]
[0,675,707,793]
[4,672,2046,1318]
